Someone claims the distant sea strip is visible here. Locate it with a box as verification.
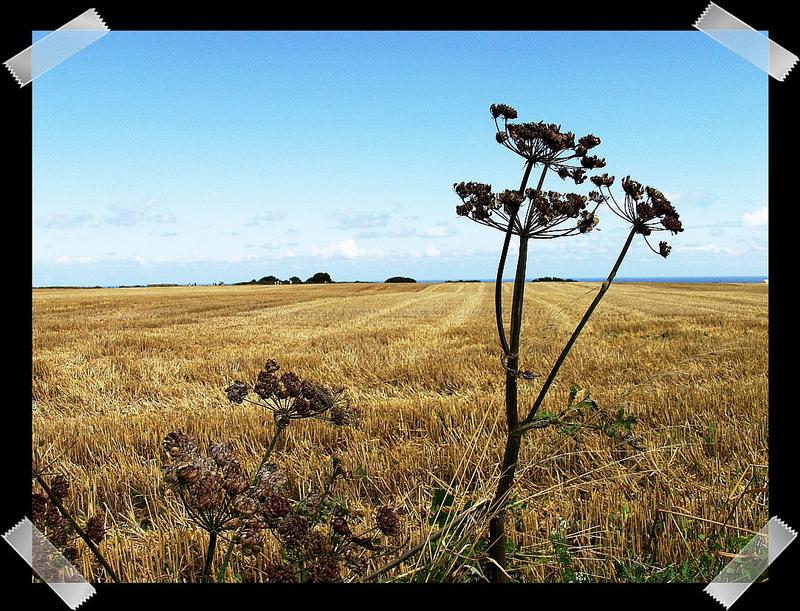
[424,276,768,284]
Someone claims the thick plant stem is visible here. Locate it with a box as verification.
[495,160,536,355]
[488,235,528,581]
[33,469,122,583]
[201,531,217,583]
[216,423,284,583]
[487,164,550,583]
[519,227,637,429]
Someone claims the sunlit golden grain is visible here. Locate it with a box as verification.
[32,282,768,582]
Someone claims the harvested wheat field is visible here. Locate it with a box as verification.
[31,281,768,582]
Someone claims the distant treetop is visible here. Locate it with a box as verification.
[385,276,416,283]
[306,272,333,284]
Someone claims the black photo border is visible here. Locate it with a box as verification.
[4,2,795,609]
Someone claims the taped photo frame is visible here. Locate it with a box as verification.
[6,5,795,609]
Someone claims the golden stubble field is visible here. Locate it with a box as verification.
[31,281,768,582]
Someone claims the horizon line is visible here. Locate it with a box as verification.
[32,274,769,289]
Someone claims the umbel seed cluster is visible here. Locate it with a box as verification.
[225,359,357,427]
[455,103,683,257]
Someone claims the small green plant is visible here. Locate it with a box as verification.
[526,384,641,451]
[551,529,577,582]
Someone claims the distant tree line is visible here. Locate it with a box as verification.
[233,272,334,286]
[530,276,575,282]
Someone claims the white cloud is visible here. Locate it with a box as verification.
[424,224,457,238]
[311,239,384,259]
[220,253,258,263]
[332,210,390,230]
[742,207,768,228]
[105,199,177,226]
[337,239,359,258]
[248,210,288,226]
[424,245,441,257]
[35,213,93,229]
[357,226,415,239]
[682,244,735,255]
[664,191,718,208]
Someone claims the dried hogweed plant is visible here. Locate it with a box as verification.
[453,104,683,581]
[162,359,400,582]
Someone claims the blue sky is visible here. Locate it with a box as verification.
[32,31,768,285]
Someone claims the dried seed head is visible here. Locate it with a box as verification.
[621,176,644,200]
[261,493,292,527]
[293,396,312,417]
[661,214,684,234]
[263,359,280,374]
[263,562,297,583]
[570,168,588,185]
[577,210,600,233]
[254,370,280,400]
[225,381,248,404]
[189,474,225,512]
[163,430,197,459]
[175,463,201,485]
[601,177,683,255]
[309,556,341,583]
[636,201,657,222]
[331,514,352,537]
[375,506,401,537]
[490,103,518,120]
[51,475,69,499]
[208,442,237,469]
[32,492,48,523]
[280,372,303,398]
[497,190,524,215]
[330,401,357,426]
[578,134,601,149]
[223,470,249,496]
[590,173,615,188]
[232,496,259,518]
[255,462,287,492]
[85,515,106,544]
[235,523,264,556]
[580,155,606,170]
[277,514,310,548]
